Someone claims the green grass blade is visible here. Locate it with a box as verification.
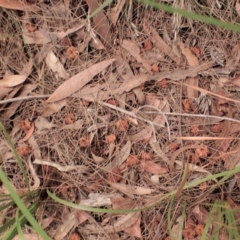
[138,0,240,34]
[0,167,50,240]
[2,204,37,240]
[201,203,218,240]
[167,195,175,240]
[0,121,30,191]
[16,209,25,240]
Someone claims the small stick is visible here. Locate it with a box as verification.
[0,94,50,105]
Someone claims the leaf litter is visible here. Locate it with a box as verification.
[2,1,240,239]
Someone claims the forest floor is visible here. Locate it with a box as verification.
[1,0,240,239]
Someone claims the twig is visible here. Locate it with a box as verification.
[0,94,50,105]
[98,101,167,134]
[143,111,240,124]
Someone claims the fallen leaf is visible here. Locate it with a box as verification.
[46,58,116,102]
[105,141,131,171]
[178,42,199,66]
[111,197,136,210]
[75,211,90,224]
[122,40,151,72]
[85,0,111,43]
[91,151,105,164]
[0,87,12,100]
[143,17,181,64]
[0,61,32,87]
[0,0,39,11]
[45,50,69,79]
[3,84,37,119]
[53,211,78,240]
[115,74,149,94]
[22,24,84,45]
[80,193,112,207]
[110,0,126,25]
[41,100,67,117]
[124,215,142,239]
[61,120,83,130]
[109,182,154,195]
[140,160,168,174]
[18,123,34,143]
[35,116,57,130]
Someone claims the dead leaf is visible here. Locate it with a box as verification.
[35,117,57,131]
[22,24,84,45]
[45,50,69,79]
[122,40,151,72]
[127,127,152,142]
[192,205,210,225]
[18,123,34,143]
[149,138,169,164]
[124,215,142,239]
[0,87,12,100]
[0,0,39,11]
[61,120,83,130]
[178,42,199,66]
[140,160,168,174]
[111,197,136,210]
[53,211,77,240]
[85,0,111,43]
[151,61,214,81]
[116,74,149,94]
[3,84,37,119]
[0,61,32,87]
[109,182,154,195]
[89,37,105,50]
[110,0,126,25]
[75,211,90,224]
[143,17,181,64]
[41,100,67,117]
[105,141,131,171]
[91,151,105,164]
[46,58,116,102]
[80,193,112,207]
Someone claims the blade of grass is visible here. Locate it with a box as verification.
[167,195,175,240]
[16,209,25,240]
[138,0,240,34]
[2,203,38,240]
[0,167,50,240]
[0,121,30,191]
[178,201,186,240]
[201,202,218,240]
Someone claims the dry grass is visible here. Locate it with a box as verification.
[1,0,240,239]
